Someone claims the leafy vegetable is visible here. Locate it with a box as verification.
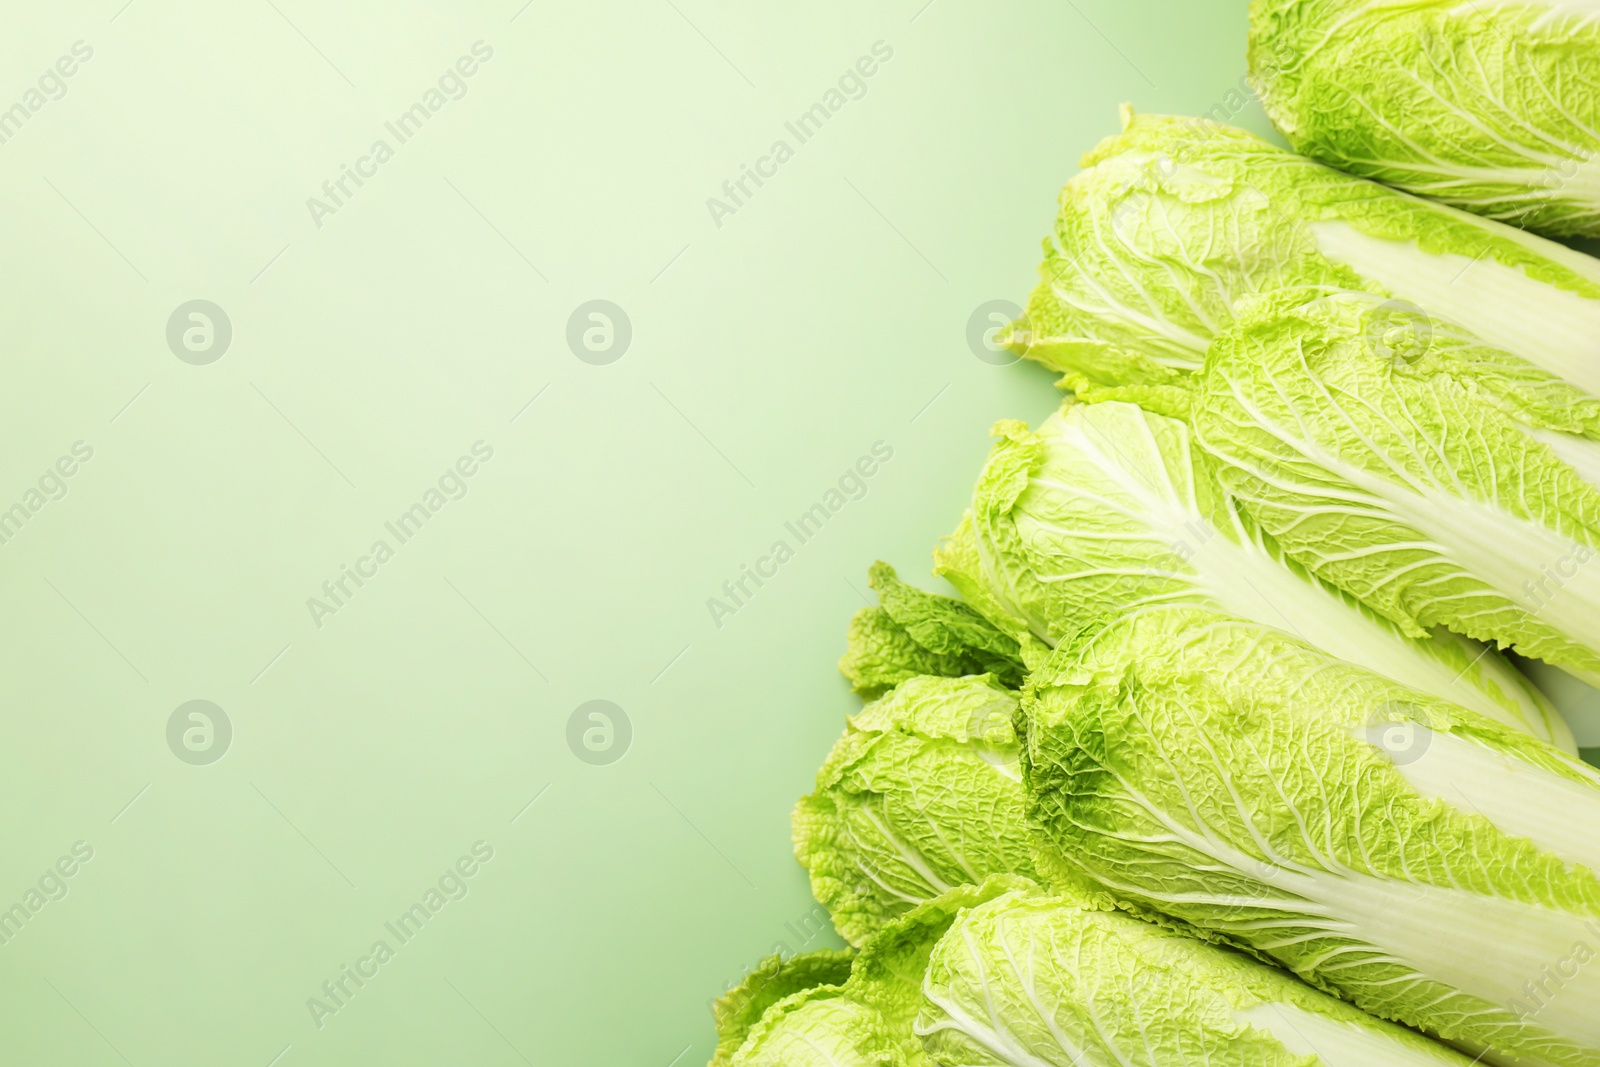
[1022,604,1600,1067]
[706,79,1600,1067]
[1008,111,1600,419]
[839,561,1025,698]
[935,399,1571,747]
[1197,287,1600,685]
[725,878,1028,1067]
[726,990,898,1067]
[710,949,855,1067]
[1249,0,1600,237]
[792,675,1038,947]
[918,885,1478,1066]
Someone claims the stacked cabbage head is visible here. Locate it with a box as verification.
[1009,111,1600,422]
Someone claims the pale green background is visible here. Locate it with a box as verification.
[2,2,1594,1065]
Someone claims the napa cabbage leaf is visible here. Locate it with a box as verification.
[710,948,855,1067]
[792,675,1038,947]
[934,398,1571,746]
[839,562,1025,699]
[1249,0,1600,237]
[1197,287,1600,684]
[1008,110,1600,426]
[724,878,1028,1067]
[1021,604,1600,1067]
[917,885,1479,1067]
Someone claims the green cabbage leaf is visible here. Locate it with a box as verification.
[792,675,1038,946]
[839,561,1025,699]
[723,878,1028,1067]
[1010,111,1600,423]
[918,885,1479,1066]
[935,398,1570,746]
[1197,287,1600,684]
[1250,0,1600,237]
[1022,604,1600,1067]
[710,949,855,1067]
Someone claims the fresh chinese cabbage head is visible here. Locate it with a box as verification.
[792,675,1037,947]
[917,885,1479,1067]
[838,562,1025,699]
[710,949,854,1067]
[1197,287,1600,685]
[1007,110,1600,418]
[722,877,1028,1067]
[1249,0,1600,237]
[722,986,897,1067]
[934,399,1570,747]
[1021,604,1600,1067]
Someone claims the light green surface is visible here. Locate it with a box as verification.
[0,2,1273,1064]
